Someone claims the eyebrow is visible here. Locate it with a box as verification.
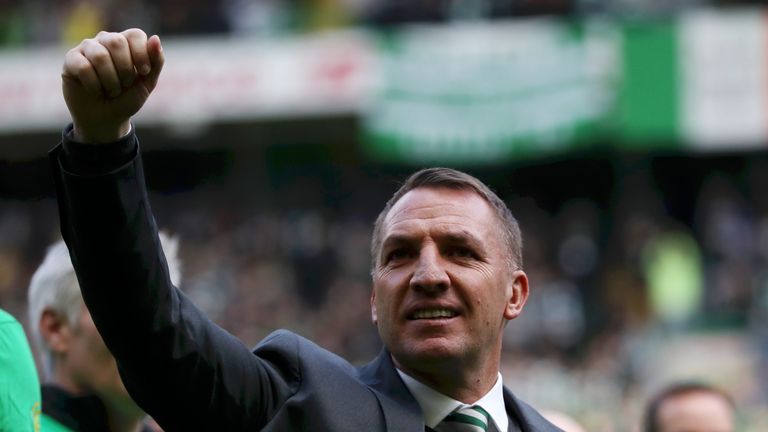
[439,231,484,249]
[380,230,486,254]
[380,235,414,254]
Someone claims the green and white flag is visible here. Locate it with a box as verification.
[363,20,620,164]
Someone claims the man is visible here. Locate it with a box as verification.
[0,308,41,432]
[28,236,180,432]
[51,28,561,431]
[643,382,735,432]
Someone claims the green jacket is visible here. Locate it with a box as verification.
[39,413,73,432]
[0,308,42,432]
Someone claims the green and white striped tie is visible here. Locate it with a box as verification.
[434,405,493,432]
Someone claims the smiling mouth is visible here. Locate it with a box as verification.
[409,309,458,320]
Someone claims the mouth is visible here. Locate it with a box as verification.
[408,308,458,320]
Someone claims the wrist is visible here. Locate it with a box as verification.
[72,121,132,144]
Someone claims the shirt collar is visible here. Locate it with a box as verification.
[396,370,508,432]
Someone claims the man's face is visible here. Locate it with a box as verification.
[371,187,528,371]
[65,305,133,406]
[656,391,735,432]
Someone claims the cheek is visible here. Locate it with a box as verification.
[461,270,507,313]
[373,273,407,319]
[77,324,113,368]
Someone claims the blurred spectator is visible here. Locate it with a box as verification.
[0,0,25,46]
[0,205,32,315]
[643,382,735,432]
[363,0,571,25]
[642,223,703,328]
[27,234,181,432]
[61,0,106,45]
[577,0,704,15]
[156,0,229,35]
[696,174,756,326]
[1,0,590,45]
[105,0,157,36]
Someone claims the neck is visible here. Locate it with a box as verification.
[103,402,145,432]
[50,372,145,432]
[393,354,500,403]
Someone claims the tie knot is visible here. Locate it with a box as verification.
[435,405,492,432]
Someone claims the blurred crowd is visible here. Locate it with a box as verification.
[1,149,768,429]
[3,0,767,48]
[0,0,570,47]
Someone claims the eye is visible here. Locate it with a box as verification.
[385,248,415,263]
[446,246,477,260]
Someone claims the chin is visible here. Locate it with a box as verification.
[399,341,462,365]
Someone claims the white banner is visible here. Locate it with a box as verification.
[0,32,377,133]
[680,9,768,149]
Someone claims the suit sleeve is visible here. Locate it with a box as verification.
[50,127,299,431]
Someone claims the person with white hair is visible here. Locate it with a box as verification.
[28,233,180,432]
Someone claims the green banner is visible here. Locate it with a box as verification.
[362,11,768,164]
[618,20,680,147]
[362,21,620,165]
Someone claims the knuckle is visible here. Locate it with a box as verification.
[79,38,96,50]
[124,31,148,48]
[95,31,114,42]
[123,28,147,38]
[74,59,93,76]
[66,47,80,58]
[101,33,126,50]
[111,37,128,51]
[90,49,110,65]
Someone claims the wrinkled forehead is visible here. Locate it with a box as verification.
[382,187,498,238]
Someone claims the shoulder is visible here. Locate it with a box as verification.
[0,311,41,432]
[0,308,20,328]
[253,329,358,376]
[0,309,37,373]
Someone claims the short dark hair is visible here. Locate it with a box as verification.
[370,167,522,271]
[644,382,735,432]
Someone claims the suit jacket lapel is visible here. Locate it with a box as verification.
[358,349,424,431]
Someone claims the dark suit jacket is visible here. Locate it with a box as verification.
[50,129,562,432]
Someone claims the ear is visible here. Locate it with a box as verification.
[370,289,378,325]
[39,309,72,354]
[503,270,529,320]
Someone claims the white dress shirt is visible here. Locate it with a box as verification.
[397,369,508,432]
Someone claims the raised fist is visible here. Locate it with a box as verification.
[62,29,164,143]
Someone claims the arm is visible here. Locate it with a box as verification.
[54,29,297,431]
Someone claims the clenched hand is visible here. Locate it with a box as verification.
[62,29,164,143]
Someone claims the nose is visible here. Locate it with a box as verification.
[410,245,449,294]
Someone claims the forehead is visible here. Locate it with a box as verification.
[658,392,733,432]
[383,187,497,238]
